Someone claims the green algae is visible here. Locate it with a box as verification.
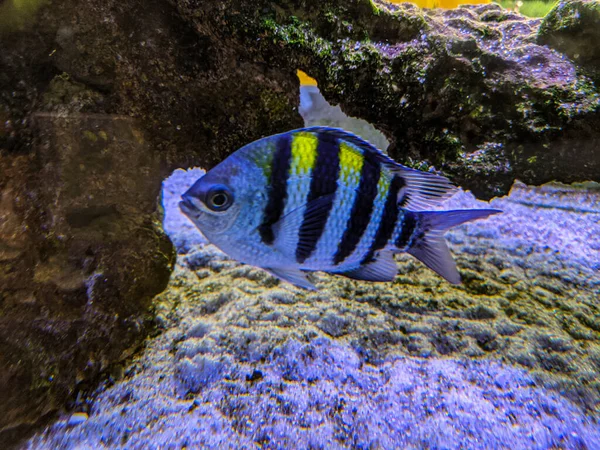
[538,0,600,83]
[498,0,558,18]
[0,0,48,33]
[41,75,105,113]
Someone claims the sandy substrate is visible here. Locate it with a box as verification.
[24,167,600,449]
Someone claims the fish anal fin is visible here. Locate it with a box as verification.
[266,267,317,290]
[338,251,397,282]
[407,237,461,284]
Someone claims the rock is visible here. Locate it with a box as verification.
[538,0,600,82]
[175,354,230,393]
[66,413,88,427]
[0,113,175,443]
[172,0,600,198]
[22,253,600,449]
[161,177,600,414]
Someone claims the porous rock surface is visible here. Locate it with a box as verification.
[25,173,600,449]
[172,0,600,198]
[538,0,600,83]
[162,169,600,414]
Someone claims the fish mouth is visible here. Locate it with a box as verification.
[178,197,198,217]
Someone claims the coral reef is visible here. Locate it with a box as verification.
[172,0,600,198]
[24,173,600,448]
[1,0,599,443]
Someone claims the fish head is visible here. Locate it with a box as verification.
[179,152,266,244]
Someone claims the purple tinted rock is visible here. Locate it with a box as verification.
[440,182,600,276]
[26,177,600,448]
[161,168,207,253]
[538,0,600,79]
[26,336,600,449]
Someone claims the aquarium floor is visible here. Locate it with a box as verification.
[25,175,600,449]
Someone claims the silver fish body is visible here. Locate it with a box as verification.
[179,127,500,290]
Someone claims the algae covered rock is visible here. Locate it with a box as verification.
[538,0,600,81]
[173,0,600,198]
[0,114,175,443]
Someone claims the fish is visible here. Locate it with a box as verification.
[179,127,500,290]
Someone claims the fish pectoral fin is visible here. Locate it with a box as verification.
[265,267,317,291]
[272,194,336,258]
[337,251,398,282]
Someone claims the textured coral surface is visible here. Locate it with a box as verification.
[26,168,600,449]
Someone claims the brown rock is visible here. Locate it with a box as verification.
[0,0,301,444]
[0,114,175,443]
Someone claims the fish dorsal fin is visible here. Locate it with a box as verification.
[266,267,317,290]
[395,169,457,210]
[272,194,336,260]
[338,250,398,282]
[301,126,457,210]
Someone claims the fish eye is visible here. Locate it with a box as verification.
[206,185,233,211]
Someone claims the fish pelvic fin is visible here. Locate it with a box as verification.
[405,209,501,284]
[265,267,317,291]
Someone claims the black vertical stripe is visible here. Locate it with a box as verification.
[360,175,404,264]
[295,133,340,263]
[395,210,417,249]
[259,134,292,245]
[333,151,381,265]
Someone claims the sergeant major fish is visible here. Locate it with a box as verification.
[179,127,500,290]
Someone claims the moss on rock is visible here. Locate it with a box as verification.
[174,0,599,198]
[538,0,600,82]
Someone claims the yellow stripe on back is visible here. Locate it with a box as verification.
[339,142,364,185]
[276,132,319,259]
[377,166,392,197]
[290,132,319,176]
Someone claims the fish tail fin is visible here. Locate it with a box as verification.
[405,209,501,284]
